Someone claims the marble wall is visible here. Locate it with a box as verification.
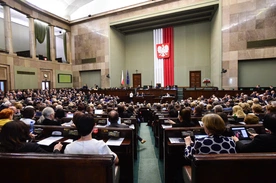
[222,0,276,89]
[71,0,216,88]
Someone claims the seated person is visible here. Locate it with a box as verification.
[64,114,119,164]
[20,107,36,125]
[0,120,62,153]
[41,107,60,126]
[168,108,196,127]
[107,110,146,144]
[232,113,276,153]
[0,108,14,126]
[184,114,236,160]
[244,114,259,125]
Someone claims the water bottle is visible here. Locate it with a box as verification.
[30,121,34,133]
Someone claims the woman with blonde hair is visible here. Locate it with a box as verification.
[232,105,246,118]
[184,114,236,159]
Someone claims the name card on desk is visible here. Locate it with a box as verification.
[106,138,124,146]
[162,124,172,129]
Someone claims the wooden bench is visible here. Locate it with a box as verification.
[183,153,276,183]
[0,153,119,183]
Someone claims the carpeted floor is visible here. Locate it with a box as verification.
[134,123,164,183]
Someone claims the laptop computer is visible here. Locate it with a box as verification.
[230,126,252,144]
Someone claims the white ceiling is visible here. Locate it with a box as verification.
[25,0,151,21]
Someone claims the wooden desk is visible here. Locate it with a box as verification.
[163,127,205,183]
[94,127,134,183]
[163,124,265,183]
[0,153,118,183]
[34,125,134,183]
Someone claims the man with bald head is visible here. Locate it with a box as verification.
[107,110,146,144]
[107,110,128,128]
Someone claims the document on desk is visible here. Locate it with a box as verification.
[64,139,74,143]
[106,138,124,146]
[162,124,172,129]
[37,136,63,146]
[169,137,185,144]
[129,124,135,129]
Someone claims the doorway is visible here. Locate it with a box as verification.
[0,81,6,92]
[133,74,141,88]
[190,71,201,88]
[42,81,50,90]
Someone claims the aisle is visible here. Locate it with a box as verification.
[134,123,163,183]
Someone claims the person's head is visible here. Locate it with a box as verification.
[252,104,263,114]
[169,108,178,117]
[0,108,14,120]
[263,114,276,133]
[55,109,65,119]
[0,120,30,152]
[213,105,223,113]
[266,105,276,114]
[179,108,191,122]
[202,114,226,135]
[21,107,35,119]
[72,111,84,126]
[194,106,202,115]
[232,105,246,118]
[42,107,55,119]
[75,114,95,136]
[206,104,213,111]
[108,110,119,124]
[244,114,259,124]
[217,112,228,124]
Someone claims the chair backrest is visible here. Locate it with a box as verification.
[0,153,116,183]
[192,153,276,183]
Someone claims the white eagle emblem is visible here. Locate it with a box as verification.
[156,43,170,58]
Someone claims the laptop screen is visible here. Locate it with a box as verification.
[66,113,74,118]
[230,126,250,140]
[94,109,103,114]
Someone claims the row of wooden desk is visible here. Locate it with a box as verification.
[33,117,138,183]
[151,111,266,183]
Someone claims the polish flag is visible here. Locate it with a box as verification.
[121,70,124,85]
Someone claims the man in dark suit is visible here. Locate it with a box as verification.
[107,110,128,128]
[41,107,61,126]
[107,110,146,144]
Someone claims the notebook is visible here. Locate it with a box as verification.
[230,126,252,144]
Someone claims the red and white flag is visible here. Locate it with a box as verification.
[153,27,174,87]
[121,70,124,85]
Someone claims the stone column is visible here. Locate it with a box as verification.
[49,25,56,62]
[3,5,13,54]
[28,16,36,59]
[66,31,71,64]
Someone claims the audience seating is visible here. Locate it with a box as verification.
[0,153,119,183]
[183,153,276,183]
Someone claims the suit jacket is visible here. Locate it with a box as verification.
[108,123,129,128]
[236,133,276,153]
[42,118,61,126]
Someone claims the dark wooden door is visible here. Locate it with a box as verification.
[133,74,141,88]
[190,71,201,88]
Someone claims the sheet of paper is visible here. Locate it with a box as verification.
[106,137,124,146]
[162,124,172,129]
[63,139,73,143]
[129,124,135,129]
[95,125,107,128]
[169,137,185,144]
[37,136,63,146]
